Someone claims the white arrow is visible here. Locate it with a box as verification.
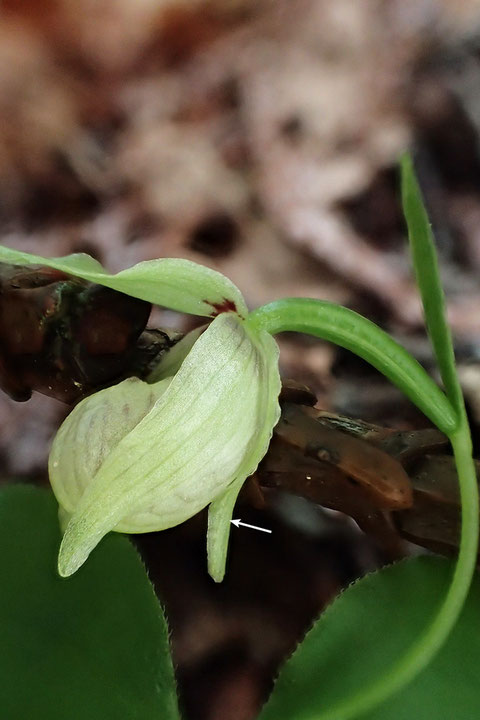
[231,518,272,534]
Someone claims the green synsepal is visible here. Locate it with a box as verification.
[0,245,248,319]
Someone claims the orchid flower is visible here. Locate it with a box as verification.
[0,245,280,581]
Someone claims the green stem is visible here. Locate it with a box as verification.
[247,299,457,435]
[248,298,479,718]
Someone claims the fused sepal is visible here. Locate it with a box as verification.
[0,245,248,319]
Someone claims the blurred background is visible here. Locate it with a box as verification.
[1,1,480,718]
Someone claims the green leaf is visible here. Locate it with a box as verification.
[260,557,480,720]
[401,154,463,418]
[0,245,248,319]
[0,485,180,720]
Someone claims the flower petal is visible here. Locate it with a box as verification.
[147,325,205,382]
[207,323,281,582]
[49,376,172,520]
[55,313,280,577]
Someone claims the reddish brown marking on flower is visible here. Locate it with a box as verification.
[207,297,242,317]
[36,268,71,283]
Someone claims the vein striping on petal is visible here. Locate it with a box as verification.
[53,313,281,578]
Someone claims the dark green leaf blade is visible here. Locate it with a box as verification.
[401,154,463,418]
[0,485,180,720]
[260,557,480,720]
